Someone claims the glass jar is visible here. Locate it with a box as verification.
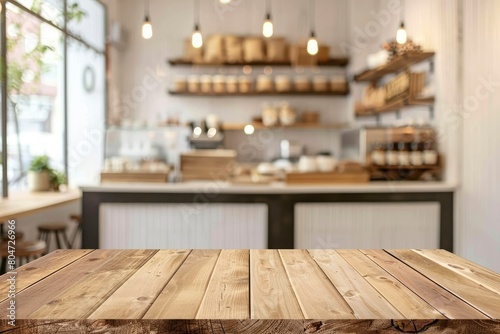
[397,142,410,166]
[385,142,398,166]
[410,141,424,166]
[370,142,386,166]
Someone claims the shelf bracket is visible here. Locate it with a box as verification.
[396,110,402,120]
[375,113,381,125]
[429,60,435,74]
[429,105,435,120]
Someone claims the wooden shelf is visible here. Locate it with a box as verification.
[354,52,435,82]
[355,96,435,117]
[370,164,440,171]
[222,122,347,131]
[168,90,349,97]
[167,58,349,67]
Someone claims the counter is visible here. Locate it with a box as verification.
[81,181,456,194]
[81,182,455,251]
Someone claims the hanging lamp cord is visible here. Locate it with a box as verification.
[195,0,200,26]
[145,0,149,19]
[310,0,316,34]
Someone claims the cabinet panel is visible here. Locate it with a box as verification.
[100,204,267,249]
[295,203,440,249]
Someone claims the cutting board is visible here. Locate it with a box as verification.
[286,171,370,184]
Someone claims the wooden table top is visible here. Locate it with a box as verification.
[0,189,81,222]
[2,249,500,324]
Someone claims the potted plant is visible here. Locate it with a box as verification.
[50,170,68,192]
[28,155,51,191]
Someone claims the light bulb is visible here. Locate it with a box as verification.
[142,18,153,39]
[396,22,407,44]
[263,14,273,38]
[307,32,319,56]
[244,124,255,135]
[192,25,203,48]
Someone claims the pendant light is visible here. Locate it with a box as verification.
[262,0,273,38]
[396,0,407,44]
[192,0,203,48]
[307,0,318,56]
[142,0,153,39]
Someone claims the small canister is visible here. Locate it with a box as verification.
[294,76,310,92]
[200,75,213,93]
[174,76,187,92]
[262,104,279,127]
[423,141,438,165]
[226,76,238,93]
[275,75,292,92]
[187,75,200,93]
[238,76,253,93]
[279,102,297,126]
[397,141,410,166]
[213,75,225,94]
[410,142,424,166]
[313,76,329,92]
[331,75,348,92]
[256,75,273,92]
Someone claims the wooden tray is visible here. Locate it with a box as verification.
[100,171,169,183]
[286,171,370,184]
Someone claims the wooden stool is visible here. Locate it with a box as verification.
[0,240,46,274]
[1,231,24,242]
[69,214,82,249]
[38,223,70,253]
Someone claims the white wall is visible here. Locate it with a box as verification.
[460,0,500,272]
[105,0,356,162]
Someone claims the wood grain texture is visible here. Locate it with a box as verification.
[337,249,444,319]
[413,249,500,296]
[144,250,221,319]
[27,250,157,319]
[0,249,116,318]
[250,249,304,319]
[89,250,191,319]
[0,189,81,221]
[279,249,355,319]
[388,249,500,318]
[196,250,250,319]
[3,320,500,334]
[0,249,93,303]
[362,250,489,319]
[308,249,403,319]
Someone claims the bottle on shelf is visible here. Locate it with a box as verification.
[397,141,410,166]
[370,142,386,166]
[410,141,424,166]
[423,141,438,165]
[385,142,399,166]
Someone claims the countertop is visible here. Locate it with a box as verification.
[2,249,498,329]
[81,181,457,194]
[0,189,81,221]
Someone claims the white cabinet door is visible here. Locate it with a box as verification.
[100,203,267,249]
[295,203,440,249]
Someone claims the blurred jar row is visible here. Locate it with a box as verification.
[173,75,347,94]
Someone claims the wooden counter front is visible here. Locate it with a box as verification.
[1,249,499,333]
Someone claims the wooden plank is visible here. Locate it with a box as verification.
[278,249,355,319]
[250,250,304,319]
[196,250,250,319]
[337,249,444,319]
[388,249,500,318]
[27,249,156,319]
[308,249,403,319]
[3,319,500,334]
[413,249,500,296]
[89,250,191,319]
[362,250,488,319]
[0,249,117,318]
[144,250,221,319]
[0,249,93,302]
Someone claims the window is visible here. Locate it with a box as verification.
[0,0,106,197]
